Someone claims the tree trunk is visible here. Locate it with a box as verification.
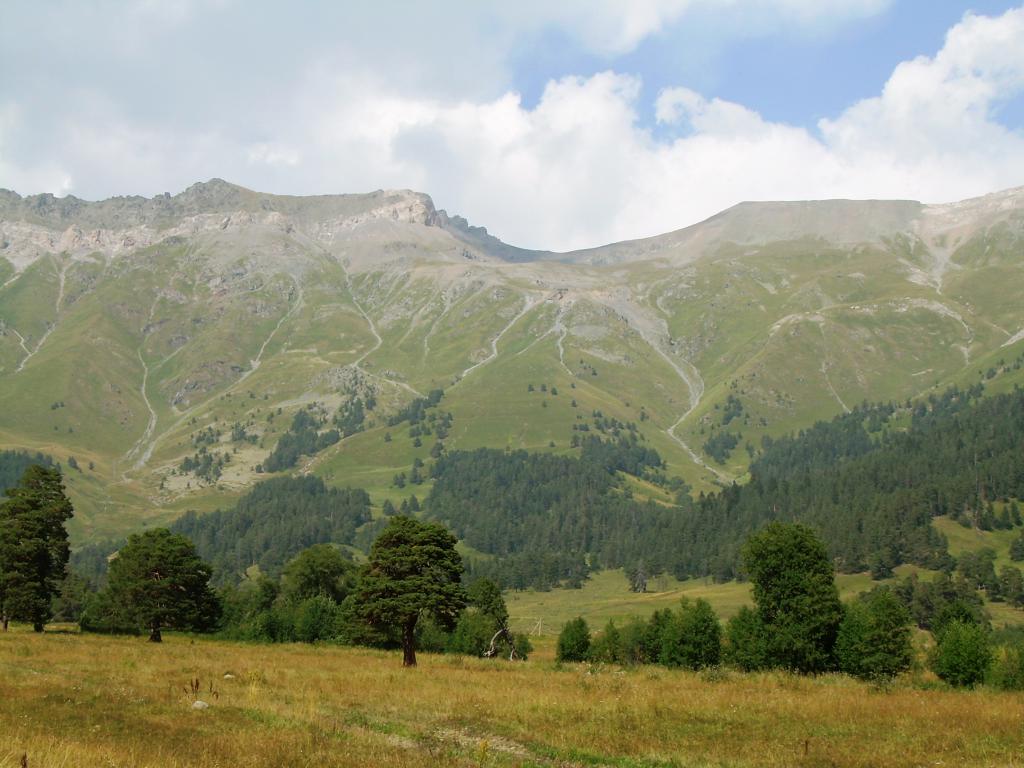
[32,621,43,633]
[484,625,519,660]
[149,624,162,643]
[402,620,417,667]
[2,614,8,632]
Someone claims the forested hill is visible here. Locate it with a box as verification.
[428,385,1024,588]
[170,476,371,583]
[426,437,670,588]
[4,180,1022,538]
[70,385,1024,592]
[678,385,1023,580]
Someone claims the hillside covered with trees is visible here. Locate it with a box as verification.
[429,385,1024,588]
[171,476,371,582]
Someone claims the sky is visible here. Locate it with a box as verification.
[2,1,1024,250]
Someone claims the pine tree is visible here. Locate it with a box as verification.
[354,517,466,666]
[1010,532,1024,562]
[100,529,220,642]
[999,566,1024,608]
[0,465,74,631]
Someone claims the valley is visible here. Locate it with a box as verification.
[6,5,1024,766]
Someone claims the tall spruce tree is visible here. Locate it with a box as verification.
[354,516,466,666]
[741,522,843,673]
[0,465,73,631]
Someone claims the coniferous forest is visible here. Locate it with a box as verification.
[170,476,371,582]
[62,385,1024,598]
[433,386,1024,588]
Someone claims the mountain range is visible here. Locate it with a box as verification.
[1,179,1022,542]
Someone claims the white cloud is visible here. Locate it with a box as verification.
[0,104,73,196]
[277,6,1024,249]
[1,3,1022,252]
[247,143,301,168]
[820,8,1024,165]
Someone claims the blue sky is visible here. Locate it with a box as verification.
[2,1,1024,249]
[508,1,1024,127]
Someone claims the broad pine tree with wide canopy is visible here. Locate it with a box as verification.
[355,516,466,666]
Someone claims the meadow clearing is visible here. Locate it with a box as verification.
[1,627,1022,768]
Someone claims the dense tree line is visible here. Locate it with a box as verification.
[72,476,373,587]
[430,386,1024,588]
[703,431,740,464]
[675,386,1024,580]
[81,516,530,665]
[578,434,663,476]
[334,396,368,437]
[427,440,676,589]
[0,450,55,494]
[556,525,895,675]
[1,468,1018,688]
[556,523,1022,689]
[67,384,1024,598]
[386,389,444,427]
[170,476,371,583]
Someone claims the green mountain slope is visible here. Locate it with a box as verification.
[1,180,1022,541]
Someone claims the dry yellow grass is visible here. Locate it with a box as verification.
[1,628,1022,768]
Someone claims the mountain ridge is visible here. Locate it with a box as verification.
[0,179,1022,542]
[4,179,1023,266]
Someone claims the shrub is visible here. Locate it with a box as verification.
[557,617,591,662]
[931,620,992,688]
[725,606,768,671]
[294,595,342,643]
[589,620,623,664]
[987,643,1024,691]
[414,616,451,654]
[835,588,913,680]
[79,590,140,635]
[511,632,533,661]
[618,615,655,665]
[660,598,721,669]
[448,610,495,657]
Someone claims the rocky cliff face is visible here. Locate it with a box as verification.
[5,178,1021,268]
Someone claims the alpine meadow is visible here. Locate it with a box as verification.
[3,1,1024,766]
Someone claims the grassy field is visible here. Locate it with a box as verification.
[2,628,1024,767]
[507,570,753,633]
[506,563,1024,637]
[935,513,1022,569]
